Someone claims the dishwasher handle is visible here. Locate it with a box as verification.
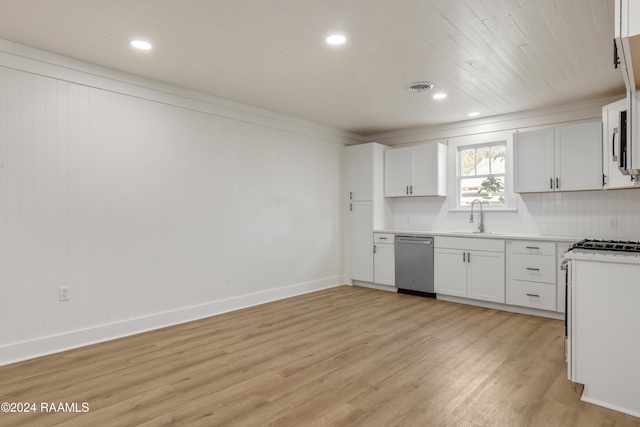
[396,240,433,245]
[395,236,434,245]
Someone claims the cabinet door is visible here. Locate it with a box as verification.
[349,144,374,201]
[373,244,395,286]
[514,129,555,193]
[384,148,411,197]
[618,0,640,37]
[434,248,467,297]
[350,202,374,282]
[555,122,603,192]
[467,250,505,303]
[411,144,439,196]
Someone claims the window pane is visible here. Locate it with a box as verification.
[491,145,506,174]
[460,176,505,206]
[475,147,490,175]
[460,148,476,176]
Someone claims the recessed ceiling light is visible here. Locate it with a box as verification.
[130,40,152,50]
[433,93,447,99]
[468,112,480,117]
[326,34,346,45]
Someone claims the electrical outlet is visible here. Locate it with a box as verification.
[59,286,70,301]
[609,218,618,229]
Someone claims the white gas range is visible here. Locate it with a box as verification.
[563,239,640,419]
[566,238,640,263]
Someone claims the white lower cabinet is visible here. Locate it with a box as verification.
[434,237,505,303]
[506,240,557,311]
[434,248,468,297]
[373,233,394,286]
[467,250,506,303]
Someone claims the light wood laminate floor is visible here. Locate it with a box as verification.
[1,285,639,426]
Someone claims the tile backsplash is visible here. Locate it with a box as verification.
[392,188,640,240]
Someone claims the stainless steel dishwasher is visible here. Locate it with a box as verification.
[394,235,435,297]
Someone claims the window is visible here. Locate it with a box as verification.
[458,142,506,207]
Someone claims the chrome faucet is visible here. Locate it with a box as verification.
[470,199,484,233]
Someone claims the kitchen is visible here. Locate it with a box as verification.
[1,0,640,425]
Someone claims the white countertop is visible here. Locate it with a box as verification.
[375,229,578,243]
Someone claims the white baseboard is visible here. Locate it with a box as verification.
[436,294,564,320]
[352,281,398,293]
[0,277,343,366]
[580,394,640,420]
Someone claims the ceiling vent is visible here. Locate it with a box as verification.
[405,81,434,92]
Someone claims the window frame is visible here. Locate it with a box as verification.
[458,141,507,207]
[447,131,517,212]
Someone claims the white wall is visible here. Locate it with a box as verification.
[0,41,358,365]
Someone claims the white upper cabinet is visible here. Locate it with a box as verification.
[384,148,411,197]
[602,99,636,189]
[513,129,555,193]
[514,122,603,193]
[616,0,640,38]
[349,143,376,201]
[555,122,604,191]
[384,143,447,197]
[615,0,640,91]
[412,144,447,196]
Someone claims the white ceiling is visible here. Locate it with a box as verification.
[0,0,625,136]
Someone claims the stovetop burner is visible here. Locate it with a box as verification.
[569,239,640,253]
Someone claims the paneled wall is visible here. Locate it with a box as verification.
[0,44,353,364]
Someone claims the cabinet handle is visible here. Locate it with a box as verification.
[467,252,471,262]
[603,174,607,187]
[550,178,553,189]
[350,191,352,200]
[525,246,539,250]
[379,237,387,240]
[350,203,352,211]
[556,177,559,189]
[406,186,409,195]
[526,293,540,298]
[463,252,466,262]
[410,185,413,195]
[612,127,618,161]
[373,245,376,254]
[526,267,540,271]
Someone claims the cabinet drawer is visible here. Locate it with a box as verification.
[510,240,555,256]
[373,233,394,244]
[511,253,556,284]
[434,236,504,253]
[508,280,556,311]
